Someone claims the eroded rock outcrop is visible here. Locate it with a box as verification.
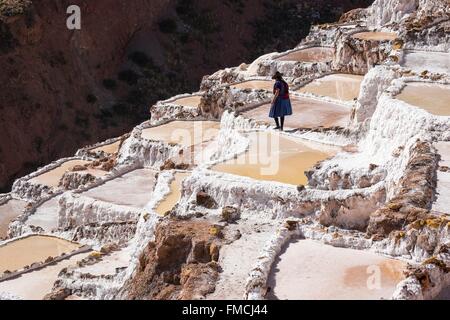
[121,219,222,300]
[367,141,439,237]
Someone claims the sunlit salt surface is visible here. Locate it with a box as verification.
[141,121,220,147]
[0,235,80,274]
[295,74,363,101]
[0,199,27,238]
[268,240,406,300]
[91,140,121,154]
[155,172,190,216]
[276,47,334,62]
[81,169,157,209]
[0,252,89,300]
[432,142,450,215]
[171,95,202,108]
[212,132,339,185]
[352,31,397,41]
[231,80,274,91]
[244,97,350,129]
[402,50,450,75]
[25,196,61,232]
[395,82,450,116]
[29,160,107,188]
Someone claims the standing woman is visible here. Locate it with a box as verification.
[269,71,292,131]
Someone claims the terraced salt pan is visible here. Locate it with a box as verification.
[81,169,157,209]
[231,80,274,92]
[352,31,397,41]
[141,121,220,147]
[268,240,406,300]
[79,247,133,276]
[295,74,363,101]
[0,235,80,274]
[402,51,450,74]
[276,47,334,62]
[208,221,277,300]
[395,82,450,116]
[0,252,89,300]
[0,199,27,238]
[91,140,121,154]
[25,196,61,231]
[212,132,340,186]
[244,97,350,129]
[29,160,107,187]
[155,172,190,216]
[171,95,202,108]
[432,142,450,215]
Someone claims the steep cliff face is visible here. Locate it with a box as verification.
[0,0,372,192]
[0,0,171,192]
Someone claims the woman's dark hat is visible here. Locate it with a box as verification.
[272,71,283,80]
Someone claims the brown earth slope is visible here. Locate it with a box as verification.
[0,0,372,192]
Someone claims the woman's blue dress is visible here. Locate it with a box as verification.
[269,80,293,118]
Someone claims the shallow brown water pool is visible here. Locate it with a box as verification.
[395,82,450,116]
[212,132,339,185]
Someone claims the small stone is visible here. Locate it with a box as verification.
[71,165,87,172]
[209,243,220,262]
[160,159,176,171]
[285,220,298,231]
[387,202,402,212]
[196,192,217,209]
[43,288,71,301]
[209,225,224,238]
[297,185,306,192]
[369,164,379,171]
[221,206,240,223]
[45,256,54,264]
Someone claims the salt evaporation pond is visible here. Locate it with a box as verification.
[171,95,202,107]
[141,121,220,147]
[0,235,80,274]
[155,172,190,216]
[30,160,107,187]
[231,80,274,92]
[0,199,27,239]
[402,50,450,74]
[244,97,350,129]
[276,47,334,62]
[91,140,121,154]
[0,252,89,300]
[25,196,61,232]
[212,132,339,185]
[395,82,450,116]
[268,240,406,300]
[352,31,397,41]
[81,169,157,209]
[295,74,363,101]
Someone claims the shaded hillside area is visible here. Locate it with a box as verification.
[0,0,373,191]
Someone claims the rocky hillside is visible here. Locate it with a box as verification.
[0,0,372,192]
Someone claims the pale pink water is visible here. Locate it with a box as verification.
[268,240,406,300]
[231,80,274,91]
[276,47,334,62]
[244,97,350,129]
[396,83,450,116]
[352,32,397,41]
[141,121,220,147]
[296,74,363,101]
